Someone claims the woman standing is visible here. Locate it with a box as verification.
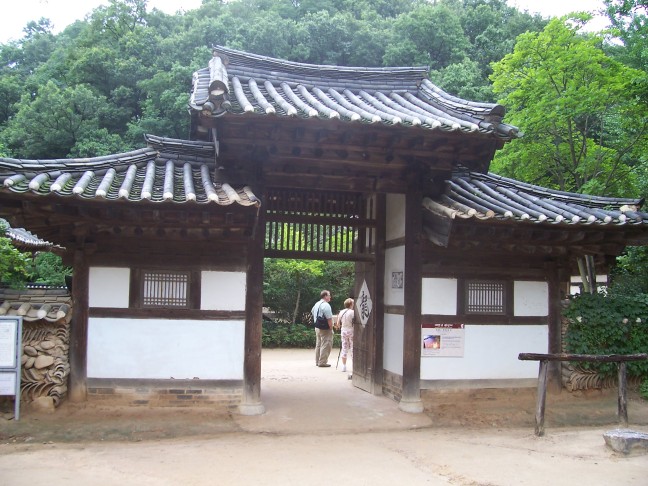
[336,298,355,374]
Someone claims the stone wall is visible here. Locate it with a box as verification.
[87,379,243,409]
[0,288,72,408]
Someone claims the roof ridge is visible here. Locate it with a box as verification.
[213,45,429,78]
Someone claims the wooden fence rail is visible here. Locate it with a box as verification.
[518,353,648,436]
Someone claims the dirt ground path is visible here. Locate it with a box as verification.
[1,348,647,485]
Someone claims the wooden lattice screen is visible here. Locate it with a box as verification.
[264,189,376,261]
[465,280,505,314]
[142,271,189,308]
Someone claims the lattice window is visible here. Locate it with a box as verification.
[264,189,375,258]
[142,271,189,308]
[465,280,506,314]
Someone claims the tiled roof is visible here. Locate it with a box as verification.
[190,46,519,139]
[0,135,260,207]
[0,288,72,323]
[5,226,60,251]
[424,171,648,226]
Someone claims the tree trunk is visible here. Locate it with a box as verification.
[577,257,592,294]
[292,288,301,325]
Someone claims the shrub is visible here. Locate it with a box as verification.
[641,379,648,400]
[262,319,341,348]
[563,292,648,378]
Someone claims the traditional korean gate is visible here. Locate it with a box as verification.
[264,188,381,394]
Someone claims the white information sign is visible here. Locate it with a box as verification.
[0,317,22,420]
[422,324,465,357]
[357,279,373,327]
[0,372,16,395]
[0,318,18,368]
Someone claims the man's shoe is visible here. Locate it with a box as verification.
[318,364,331,367]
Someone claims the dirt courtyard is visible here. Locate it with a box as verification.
[1,348,647,485]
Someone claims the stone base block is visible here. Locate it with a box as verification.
[603,429,648,455]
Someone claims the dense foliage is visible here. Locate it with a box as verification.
[490,16,648,196]
[263,258,354,326]
[0,0,548,160]
[262,319,341,348]
[563,292,648,378]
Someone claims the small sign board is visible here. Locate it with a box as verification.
[0,317,22,420]
[357,279,373,327]
[422,324,464,357]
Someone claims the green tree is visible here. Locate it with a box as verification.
[264,259,325,324]
[0,222,31,288]
[29,252,72,287]
[383,3,470,69]
[605,0,648,71]
[490,16,648,196]
[1,81,129,158]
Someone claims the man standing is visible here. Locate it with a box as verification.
[311,290,333,367]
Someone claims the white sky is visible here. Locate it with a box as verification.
[0,0,609,44]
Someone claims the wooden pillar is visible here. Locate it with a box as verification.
[372,194,386,394]
[239,206,266,415]
[400,187,423,413]
[547,268,563,393]
[69,249,89,402]
[617,362,628,426]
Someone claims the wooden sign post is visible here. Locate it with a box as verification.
[0,316,22,420]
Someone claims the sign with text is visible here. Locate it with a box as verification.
[357,279,373,327]
[0,318,18,368]
[422,324,465,357]
[0,316,23,420]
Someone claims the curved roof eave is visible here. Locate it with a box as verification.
[189,45,519,140]
[0,137,260,208]
[424,171,648,227]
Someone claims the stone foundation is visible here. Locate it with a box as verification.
[87,379,243,410]
[382,369,402,402]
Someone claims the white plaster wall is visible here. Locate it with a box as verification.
[88,318,245,379]
[89,267,130,308]
[386,194,405,241]
[514,281,548,316]
[384,246,405,306]
[420,325,547,380]
[201,271,247,310]
[421,278,458,315]
[383,313,404,375]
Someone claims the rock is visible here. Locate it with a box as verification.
[30,396,55,413]
[39,340,56,350]
[603,429,648,455]
[34,355,55,369]
[23,345,38,357]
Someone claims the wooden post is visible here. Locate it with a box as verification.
[372,194,386,394]
[618,362,628,427]
[520,353,648,434]
[69,249,89,402]
[547,270,562,393]
[239,206,266,415]
[535,359,549,437]
[400,186,423,413]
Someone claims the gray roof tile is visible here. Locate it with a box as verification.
[190,46,518,139]
[0,135,260,207]
[425,171,648,226]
